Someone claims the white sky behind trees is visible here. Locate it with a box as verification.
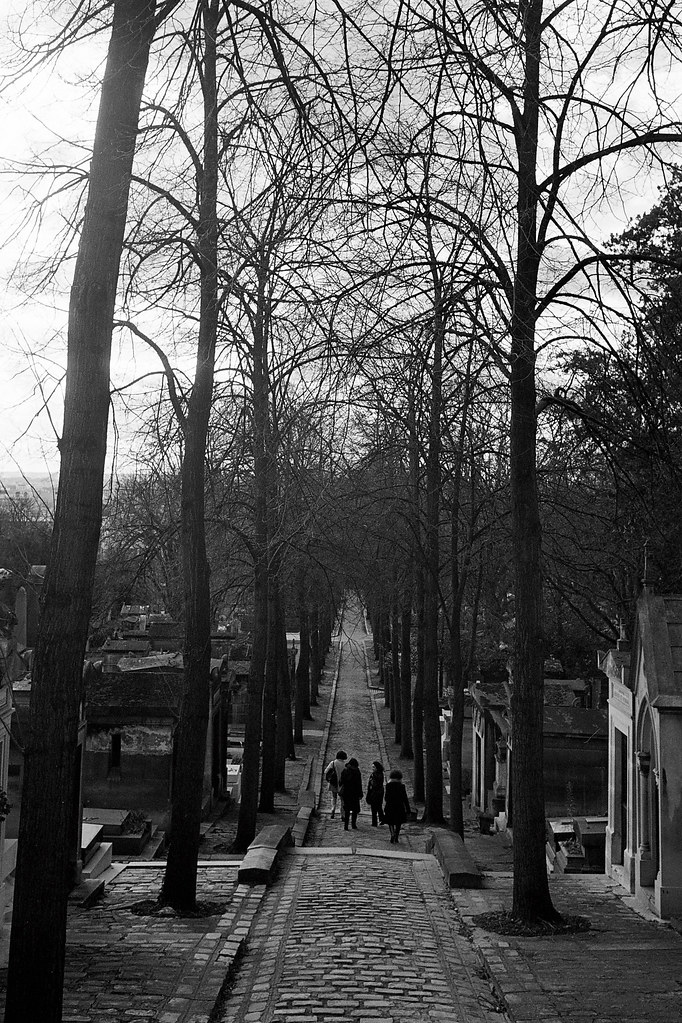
[1,2,107,473]
[1,0,680,476]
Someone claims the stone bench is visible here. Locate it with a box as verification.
[428,829,482,889]
[237,824,293,885]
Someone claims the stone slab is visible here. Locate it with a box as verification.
[248,824,293,851]
[81,823,103,856]
[428,829,482,888]
[237,825,294,884]
[83,807,129,835]
[573,816,607,848]
[546,818,575,843]
[237,846,278,885]
[287,845,354,856]
[82,841,112,879]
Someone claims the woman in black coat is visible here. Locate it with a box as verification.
[339,757,363,830]
[383,769,411,844]
[366,761,385,826]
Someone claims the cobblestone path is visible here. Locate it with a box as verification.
[216,602,503,1023]
[310,600,421,851]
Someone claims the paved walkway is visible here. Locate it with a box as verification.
[6,598,682,1022]
[457,871,682,1022]
[217,606,501,1022]
[309,606,422,852]
[61,863,256,1023]
[222,850,498,1023]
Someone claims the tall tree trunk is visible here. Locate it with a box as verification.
[381,607,391,706]
[235,556,267,851]
[295,569,311,737]
[235,252,271,851]
[510,0,559,923]
[375,605,385,693]
[322,600,333,655]
[422,294,445,823]
[448,560,465,838]
[447,345,474,839]
[259,574,278,811]
[4,3,157,1019]
[400,585,413,758]
[274,590,293,787]
[391,601,401,739]
[370,600,380,660]
[161,0,219,910]
[410,402,426,804]
[310,598,321,705]
[413,565,426,803]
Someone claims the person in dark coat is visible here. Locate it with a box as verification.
[383,768,411,844]
[366,761,385,826]
[339,757,363,830]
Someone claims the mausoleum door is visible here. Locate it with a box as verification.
[652,771,660,878]
[636,705,659,888]
[614,728,628,864]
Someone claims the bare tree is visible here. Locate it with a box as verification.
[160,0,220,910]
[4,1,164,1017]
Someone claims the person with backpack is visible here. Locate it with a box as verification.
[384,768,411,844]
[325,750,347,818]
[365,760,385,826]
[339,757,363,830]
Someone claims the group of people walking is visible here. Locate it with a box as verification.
[325,750,411,844]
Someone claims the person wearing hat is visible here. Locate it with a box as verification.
[339,757,363,830]
[365,760,386,826]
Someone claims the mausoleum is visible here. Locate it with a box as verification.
[601,580,682,918]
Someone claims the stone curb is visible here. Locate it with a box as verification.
[208,883,269,1021]
[292,805,313,846]
[365,642,391,774]
[297,754,316,807]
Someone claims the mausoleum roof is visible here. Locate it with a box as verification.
[85,668,184,720]
[637,590,682,710]
[543,706,607,737]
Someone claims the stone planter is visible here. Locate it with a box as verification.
[111,819,152,856]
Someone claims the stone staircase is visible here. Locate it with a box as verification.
[70,813,167,907]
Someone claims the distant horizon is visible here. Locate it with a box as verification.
[0,470,59,480]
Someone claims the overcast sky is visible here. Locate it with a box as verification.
[1,0,677,479]
[1,3,105,475]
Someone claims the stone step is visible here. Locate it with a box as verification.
[141,829,166,860]
[69,877,105,909]
[98,861,128,886]
[82,842,112,880]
